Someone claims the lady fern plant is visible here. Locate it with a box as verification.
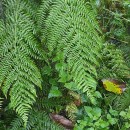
[0,0,44,124]
[0,0,130,129]
[38,0,103,104]
[8,109,64,130]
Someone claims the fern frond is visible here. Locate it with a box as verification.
[118,44,130,68]
[68,91,80,100]
[99,43,129,79]
[66,102,78,121]
[39,0,103,104]
[0,0,43,123]
[8,117,24,130]
[8,110,65,130]
[113,84,130,111]
[0,1,4,19]
[35,97,71,111]
[37,0,53,34]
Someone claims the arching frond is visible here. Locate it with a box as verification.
[0,0,43,123]
[8,110,65,130]
[38,0,103,104]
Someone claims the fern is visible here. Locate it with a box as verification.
[8,109,65,130]
[66,102,78,121]
[0,0,129,129]
[38,0,103,104]
[0,0,44,123]
[118,44,130,69]
[98,43,129,79]
[35,97,71,111]
[0,0,3,19]
[98,43,130,111]
[112,82,130,111]
[37,0,52,33]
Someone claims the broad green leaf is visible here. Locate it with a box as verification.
[65,82,78,91]
[93,107,101,119]
[48,87,62,98]
[41,66,52,75]
[120,111,126,117]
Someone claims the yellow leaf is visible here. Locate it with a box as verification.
[101,79,126,94]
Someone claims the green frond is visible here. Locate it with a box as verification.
[39,0,103,104]
[37,0,53,34]
[118,89,130,110]
[35,97,71,110]
[118,44,130,68]
[0,0,43,123]
[9,110,65,130]
[68,91,80,100]
[113,83,130,111]
[0,1,4,19]
[8,117,24,130]
[66,102,78,121]
[99,43,129,79]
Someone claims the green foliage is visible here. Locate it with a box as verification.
[0,0,130,129]
[119,106,130,130]
[0,0,43,124]
[38,0,103,104]
[66,102,78,121]
[119,43,130,68]
[98,43,129,79]
[74,106,130,130]
[48,86,62,98]
[0,1,4,19]
[8,109,64,130]
[74,106,118,130]
[105,85,130,112]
